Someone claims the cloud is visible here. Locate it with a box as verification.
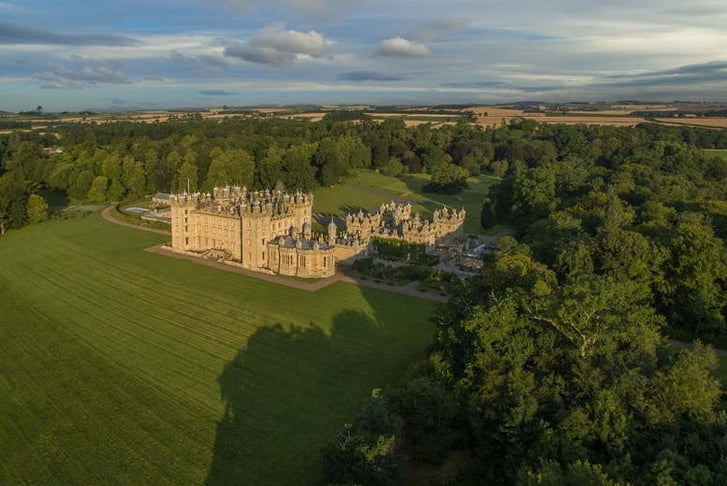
[170,51,229,71]
[376,37,430,57]
[337,71,407,82]
[39,80,83,90]
[249,23,325,56]
[198,54,229,69]
[34,62,132,89]
[600,60,727,87]
[0,21,137,46]
[410,19,467,42]
[440,81,508,88]
[632,60,727,77]
[224,23,327,66]
[212,0,354,18]
[224,43,295,66]
[199,89,237,96]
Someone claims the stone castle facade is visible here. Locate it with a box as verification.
[169,185,464,278]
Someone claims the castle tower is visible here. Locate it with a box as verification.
[328,218,337,242]
[302,221,312,241]
[170,193,199,252]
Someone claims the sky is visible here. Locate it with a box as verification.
[1,0,727,111]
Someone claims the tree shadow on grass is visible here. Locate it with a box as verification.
[205,294,433,485]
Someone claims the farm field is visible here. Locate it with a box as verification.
[0,213,436,485]
[313,169,500,234]
[654,117,727,129]
[468,106,650,127]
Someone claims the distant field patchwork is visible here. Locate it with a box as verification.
[0,213,435,485]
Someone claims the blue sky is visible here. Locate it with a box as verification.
[1,0,727,111]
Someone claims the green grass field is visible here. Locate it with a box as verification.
[0,213,436,484]
[704,149,727,161]
[313,170,501,234]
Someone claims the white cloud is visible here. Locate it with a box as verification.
[376,37,430,57]
[213,0,355,18]
[33,60,132,89]
[224,43,296,66]
[249,23,326,56]
[224,23,327,66]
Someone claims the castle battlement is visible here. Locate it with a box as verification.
[343,200,464,248]
[168,185,464,278]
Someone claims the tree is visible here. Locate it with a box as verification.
[425,162,469,194]
[26,194,49,224]
[0,171,28,233]
[68,169,94,200]
[281,144,317,191]
[490,159,509,178]
[86,176,109,202]
[255,145,283,189]
[380,158,403,177]
[481,197,497,229]
[177,160,198,193]
[205,148,254,190]
[519,460,626,486]
[511,166,558,225]
[662,213,727,336]
[121,157,146,198]
[315,138,348,186]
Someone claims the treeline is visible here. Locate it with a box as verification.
[0,120,32,129]
[635,109,727,118]
[321,120,727,485]
[1,117,727,234]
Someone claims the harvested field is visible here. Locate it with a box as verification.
[654,118,727,129]
[468,106,649,127]
[541,115,647,126]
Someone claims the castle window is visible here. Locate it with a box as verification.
[323,257,327,267]
[185,237,189,245]
[262,252,265,260]
[262,238,265,245]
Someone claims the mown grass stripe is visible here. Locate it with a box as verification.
[0,213,435,484]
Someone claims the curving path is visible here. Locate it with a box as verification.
[101,205,170,235]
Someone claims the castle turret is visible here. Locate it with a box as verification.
[328,218,337,242]
[302,221,312,240]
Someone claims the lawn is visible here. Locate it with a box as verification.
[714,355,727,386]
[704,149,727,161]
[313,170,502,234]
[0,213,436,485]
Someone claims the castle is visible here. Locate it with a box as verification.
[169,185,464,278]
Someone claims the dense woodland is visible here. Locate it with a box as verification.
[1,116,727,484]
